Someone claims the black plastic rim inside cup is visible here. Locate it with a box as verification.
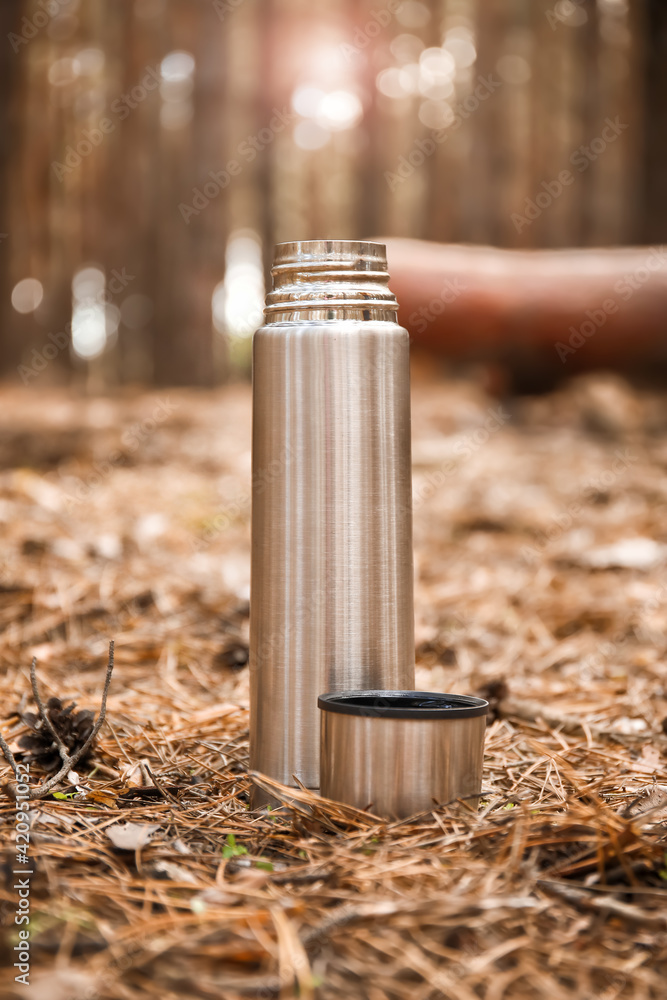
[317,691,489,720]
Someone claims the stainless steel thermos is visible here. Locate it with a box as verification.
[249,240,415,794]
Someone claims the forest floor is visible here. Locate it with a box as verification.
[1,365,667,999]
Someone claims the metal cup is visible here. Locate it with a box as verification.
[319,691,488,820]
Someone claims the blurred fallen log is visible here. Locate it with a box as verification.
[383,239,667,388]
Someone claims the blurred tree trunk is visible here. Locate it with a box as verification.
[153,0,224,386]
[641,0,667,243]
[529,0,563,248]
[578,0,599,245]
[467,0,508,245]
[0,0,25,377]
[105,0,161,385]
[258,0,277,278]
[425,0,448,243]
[356,0,383,241]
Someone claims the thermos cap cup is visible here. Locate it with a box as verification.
[317,691,489,719]
[319,690,489,820]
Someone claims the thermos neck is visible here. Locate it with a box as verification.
[264,240,399,323]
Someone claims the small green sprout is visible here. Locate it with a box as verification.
[222,833,248,859]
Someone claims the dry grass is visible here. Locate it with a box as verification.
[1,368,667,999]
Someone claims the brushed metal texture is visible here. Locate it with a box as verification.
[249,241,415,794]
[320,709,486,820]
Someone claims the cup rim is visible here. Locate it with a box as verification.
[317,690,489,720]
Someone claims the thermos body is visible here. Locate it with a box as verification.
[249,241,415,792]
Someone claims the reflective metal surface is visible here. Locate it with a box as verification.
[319,692,488,820]
[250,241,415,795]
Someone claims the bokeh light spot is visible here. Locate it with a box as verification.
[376,67,416,99]
[291,85,326,118]
[72,305,107,359]
[72,267,105,302]
[215,230,265,340]
[316,90,363,130]
[160,51,195,83]
[48,57,81,87]
[442,32,477,68]
[11,279,44,315]
[396,1,431,29]
[390,34,424,64]
[75,48,105,75]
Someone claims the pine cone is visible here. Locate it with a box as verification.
[18,697,95,772]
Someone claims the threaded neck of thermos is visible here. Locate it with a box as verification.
[264,240,399,323]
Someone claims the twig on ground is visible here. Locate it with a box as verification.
[0,730,20,781]
[1,641,115,800]
[30,656,69,768]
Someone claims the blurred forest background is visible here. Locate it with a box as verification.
[0,0,666,387]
